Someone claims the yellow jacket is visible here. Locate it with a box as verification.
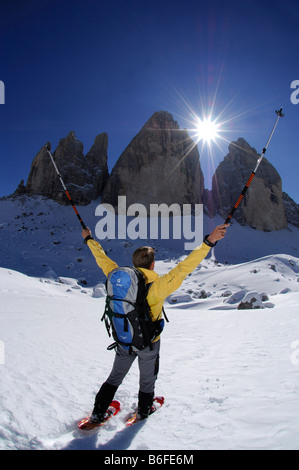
[87,239,211,325]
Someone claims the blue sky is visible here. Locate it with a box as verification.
[0,0,299,203]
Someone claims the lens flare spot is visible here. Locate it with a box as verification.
[195,116,219,144]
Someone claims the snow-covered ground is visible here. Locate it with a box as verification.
[1,196,299,450]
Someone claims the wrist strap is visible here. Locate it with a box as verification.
[203,235,217,248]
[84,235,94,245]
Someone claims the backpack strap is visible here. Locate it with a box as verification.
[162,306,169,323]
[146,281,169,323]
[133,271,155,350]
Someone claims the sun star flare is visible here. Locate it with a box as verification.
[195,116,219,145]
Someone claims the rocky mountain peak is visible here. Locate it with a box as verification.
[142,111,180,131]
[211,137,287,231]
[101,110,204,211]
[24,132,108,205]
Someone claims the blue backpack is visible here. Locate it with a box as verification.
[101,267,168,352]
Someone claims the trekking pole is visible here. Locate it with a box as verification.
[224,108,285,225]
[44,142,87,230]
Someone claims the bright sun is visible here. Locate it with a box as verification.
[195,116,219,145]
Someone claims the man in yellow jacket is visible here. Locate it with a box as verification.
[82,224,228,423]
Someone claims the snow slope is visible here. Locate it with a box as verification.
[1,195,299,450]
[1,259,299,450]
[1,195,299,285]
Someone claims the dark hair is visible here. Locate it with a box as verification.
[132,246,155,269]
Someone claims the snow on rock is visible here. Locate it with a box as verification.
[167,292,194,304]
[92,283,106,298]
[237,291,264,309]
[224,289,247,305]
[58,277,80,287]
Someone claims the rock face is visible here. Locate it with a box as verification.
[25,132,108,205]
[101,111,204,211]
[282,192,299,228]
[14,179,26,196]
[211,138,287,231]
[84,133,109,199]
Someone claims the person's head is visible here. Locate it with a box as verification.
[132,246,155,270]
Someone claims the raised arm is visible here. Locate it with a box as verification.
[82,228,118,277]
[149,224,229,300]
